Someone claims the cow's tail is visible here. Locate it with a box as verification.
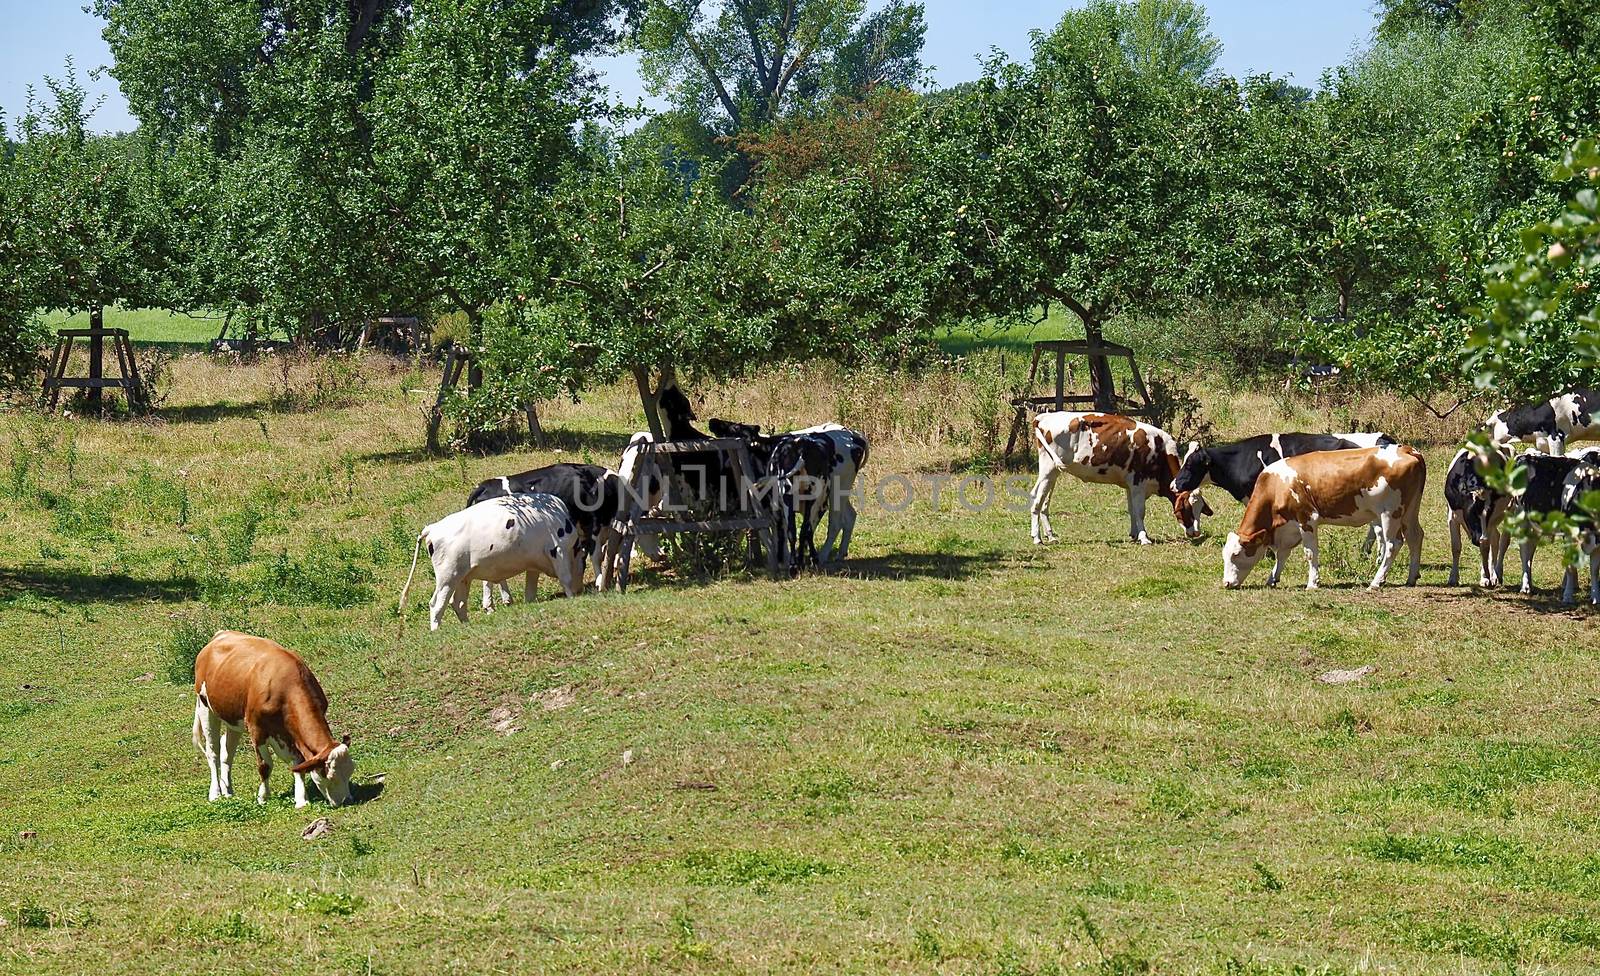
[398,530,427,614]
[191,698,205,754]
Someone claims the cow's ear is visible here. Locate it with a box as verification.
[292,746,331,775]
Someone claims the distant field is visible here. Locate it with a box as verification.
[37,308,224,347]
[936,305,1076,358]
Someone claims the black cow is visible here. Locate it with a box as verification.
[1443,446,1513,588]
[1486,389,1600,455]
[1497,449,1600,603]
[1171,431,1396,530]
[657,386,738,509]
[708,418,837,572]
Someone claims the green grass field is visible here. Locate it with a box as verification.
[3,355,1599,974]
[37,308,227,347]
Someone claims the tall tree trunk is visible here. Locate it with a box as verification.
[1040,285,1117,412]
[634,365,665,439]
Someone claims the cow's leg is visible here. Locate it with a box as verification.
[1361,524,1377,559]
[1302,532,1320,590]
[451,583,471,623]
[1447,510,1463,587]
[218,723,241,799]
[251,730,273,805]
[833,494,859,563]
[1369,515,1400,590]
[1519,540,1536,595]
[1267,546,1288,588]
[428,583,453,631]
[292,767,309,809]
[1029,455,1059,544]
[1404,510,1424,587]
[1589,549,1600,605]
[1562,563,1579,605]
[196,696,223,802]
[524,571,539,602]
[1127,487,1152,545]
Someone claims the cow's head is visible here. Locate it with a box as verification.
[1221,529,1271,589]
[1172,490,1213,538]
[1164,448,1209,539]
[293,735,354,806]
[1171,442,1209,494]
[708,418,762,440]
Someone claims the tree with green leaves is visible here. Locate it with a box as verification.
[463,134,771,437]
[1122,0,1222,81]
[10,67,179,319]
[638,0,924,190]
[909,0,1244,405]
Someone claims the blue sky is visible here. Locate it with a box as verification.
[0,1,1379,135]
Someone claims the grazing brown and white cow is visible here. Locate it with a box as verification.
[399,493,583,630]
[1222,445,1426,591]
[193,631,354,808]
[1030,412,1200,545]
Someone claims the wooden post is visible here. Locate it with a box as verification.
[1054,346,1066,412]
[88,307,104,413]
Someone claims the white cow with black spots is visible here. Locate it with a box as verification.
[399,493,583,630]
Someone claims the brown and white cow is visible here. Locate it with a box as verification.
[1030,412,1201,545]
[193,631,354,808]
[1222,445,1426,591]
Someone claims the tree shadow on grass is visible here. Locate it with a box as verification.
[828,551,995,582]
[0,566,197,605]
[157,401,271,424]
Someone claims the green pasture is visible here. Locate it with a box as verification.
[2,357,1599,975]
[36,308,224,348]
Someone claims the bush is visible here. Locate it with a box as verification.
[162,612,218,684]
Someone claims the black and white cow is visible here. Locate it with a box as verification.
[709,418,839,571]
[1443,445,1513,588]
[399,493,584,630]
[464,463,626,605]
[792,422,869,564]
[1495,449,1600,604]
[1486,389,1600,456]
[593,432,668,591]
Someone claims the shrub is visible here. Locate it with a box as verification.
[163,612,218,684]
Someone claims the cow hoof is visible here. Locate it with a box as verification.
[1136,537,1153,546]
[1447,573,1459,587]
[1307,583,1321,591]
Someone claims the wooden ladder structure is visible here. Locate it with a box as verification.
[41,309,148,414]
[1003,339,1154,457]
[608,437,782,593]
[426,346,545,452]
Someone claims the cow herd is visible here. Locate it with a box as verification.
[187,385,1600,809]
[191,386,871,806]
[1028,388,1600,600]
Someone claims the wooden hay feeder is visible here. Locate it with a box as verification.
[1003,339,1154,456]
[609,437,782,593]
